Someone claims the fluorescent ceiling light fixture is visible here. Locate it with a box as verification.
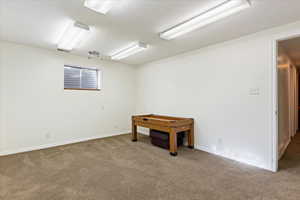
[111,42,148,60]
[57,22,90,51]
[160,0,251,40]
[84,0,115,14]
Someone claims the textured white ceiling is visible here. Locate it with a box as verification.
[1,0,300,65]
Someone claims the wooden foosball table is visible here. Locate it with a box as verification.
[131,114,194,156]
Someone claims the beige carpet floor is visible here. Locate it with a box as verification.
[0,133,300,200]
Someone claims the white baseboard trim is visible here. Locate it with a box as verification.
[137,131,271,171]
[0,131,130,157]
[194,144,271,171]
[139,130,149,135]
[138,130,271,171]
[6,130,273,171]
[278,138,291,160]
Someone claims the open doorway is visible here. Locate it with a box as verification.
[277,36,300,170]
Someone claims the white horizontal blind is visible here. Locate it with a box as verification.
[64,66,81,89]
[64,65,100,90]
[81,68,98,89]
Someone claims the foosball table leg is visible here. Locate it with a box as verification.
[132,120,137,142]
[188,122,194,149]
[169,130,178,156]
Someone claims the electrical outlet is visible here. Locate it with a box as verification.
[249,88,260,95]
[45,132,51,139]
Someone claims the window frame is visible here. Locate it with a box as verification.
[64,65,102,91]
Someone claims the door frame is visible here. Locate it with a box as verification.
[271,29,300,172]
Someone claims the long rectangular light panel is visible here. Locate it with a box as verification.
[84,0,115,15]
[111,42,148,60]
[160,0,250,40]
[57,22,90,51]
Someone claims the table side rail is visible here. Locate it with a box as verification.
[134,121,170,132]
[133,118,193,127]
[132,114,193,121]
[134,121,193,133]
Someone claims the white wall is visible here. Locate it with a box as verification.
[3,21,300,171]
[277,62,290,158]
[277,62,291,159]
[0,43,4,153]
[0,41,136,155]
[135,21,300,171]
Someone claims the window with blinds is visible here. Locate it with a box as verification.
[64,65,101,90]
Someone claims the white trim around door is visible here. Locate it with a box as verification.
[271,29,300,172]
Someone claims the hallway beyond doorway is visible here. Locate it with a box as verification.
[279,133,300,171]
